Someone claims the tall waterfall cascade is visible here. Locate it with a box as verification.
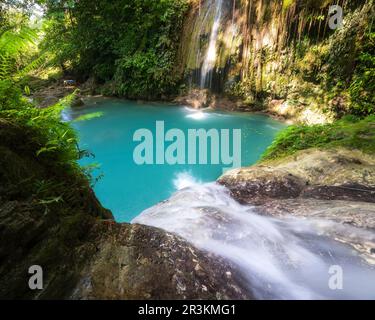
[182,0,240,92]
[200,0,224,88]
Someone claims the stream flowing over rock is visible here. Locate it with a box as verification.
[135,148,375,299]
[218,148,375,266]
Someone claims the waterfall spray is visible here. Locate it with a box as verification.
[134,181,375,300]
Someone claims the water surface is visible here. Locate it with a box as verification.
[64,98,285,222]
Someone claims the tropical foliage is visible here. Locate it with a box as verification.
[348,28,375,116]
[0,0,373,167]
[0,4,82,179]
[262,115,375,161]
[40,0,189,98]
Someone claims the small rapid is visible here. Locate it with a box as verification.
[133,178,375,300]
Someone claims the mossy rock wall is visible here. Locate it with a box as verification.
[177,0,373,113]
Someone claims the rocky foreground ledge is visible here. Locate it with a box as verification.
[0,201,250,300]
[71,223,250,300]
[219,148,375,264]
[219,148,375,205]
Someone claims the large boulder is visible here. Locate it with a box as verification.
[175,89,211,109]
[219,148,375,204]
[72,223,250,300]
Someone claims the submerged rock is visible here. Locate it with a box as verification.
[71,96,85,107]
[175,88,211,109]
[33,85,76,108]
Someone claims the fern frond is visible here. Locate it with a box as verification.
[0,27,37,53]
[15,52,49,80]
[0,53,13,80]
[0,26,39,80]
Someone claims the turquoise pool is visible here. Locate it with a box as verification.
[64,98,285,222]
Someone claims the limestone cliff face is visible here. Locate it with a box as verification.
[177,0,373,122]
[179,0,338,91]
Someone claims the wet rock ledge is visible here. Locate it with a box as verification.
[0,198,250,301]
[219,148,375,206]
[72,223,250,300]
[0,199,250,300]
[219,148,375,264]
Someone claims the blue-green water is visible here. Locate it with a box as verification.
[64,98,285,222]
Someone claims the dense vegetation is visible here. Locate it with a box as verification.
[325,1,375,117]
[259,1,375,161]
[0,0,374,167]
[0,5,112,299]
[0,6,82,180]
[262,115,375,161]
[0,2,108,231]
[41,0,189,99]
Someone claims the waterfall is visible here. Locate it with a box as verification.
[182,0,239,92]
[134,181,375,300]
[200,0,224,89]
[181,0,350,95]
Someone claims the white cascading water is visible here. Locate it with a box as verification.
[200,0,224,88]
[194,4,212,87]
[173,171,201,191]
[133,174,375,300]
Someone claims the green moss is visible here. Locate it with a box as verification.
[283,0,296,10]
[261,115,375,161]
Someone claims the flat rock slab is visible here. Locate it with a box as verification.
[219,148,375,204]
[72,223,252,300]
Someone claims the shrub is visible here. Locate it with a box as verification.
[261,115,375,160]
